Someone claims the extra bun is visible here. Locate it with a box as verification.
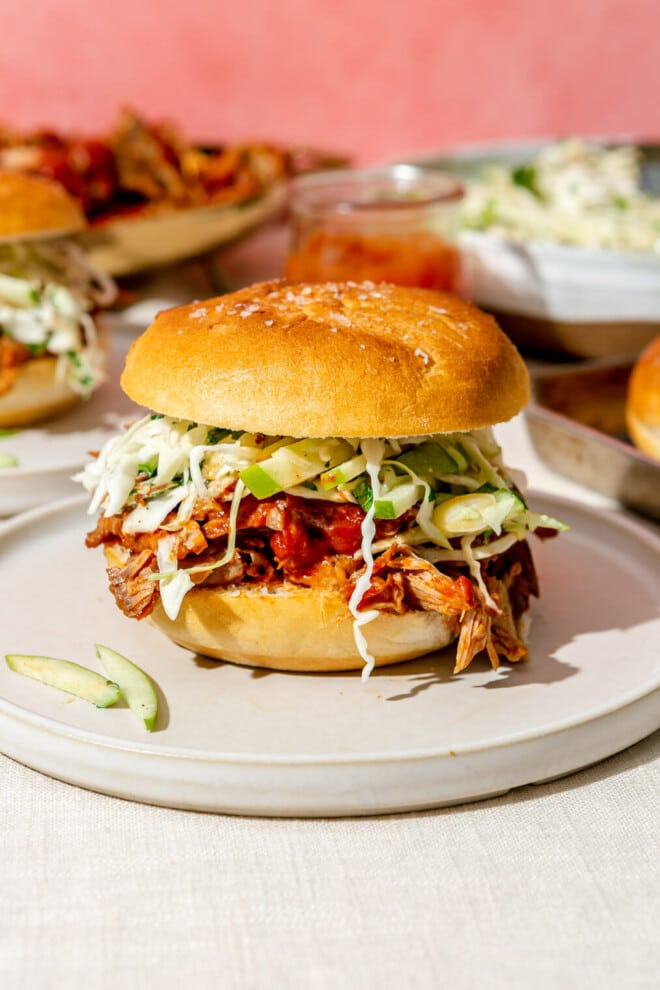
[0,356,83,428]
[121,280,530,437]
[148,583,456,672]
[0,171,86,241]
[627,335,660,459]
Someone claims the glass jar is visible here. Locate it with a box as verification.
[284,164,464,291]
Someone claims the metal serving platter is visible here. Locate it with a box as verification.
[525,359,660,521]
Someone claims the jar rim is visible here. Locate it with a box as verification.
[288,164,464,214]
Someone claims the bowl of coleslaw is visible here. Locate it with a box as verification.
[414,138,660,357]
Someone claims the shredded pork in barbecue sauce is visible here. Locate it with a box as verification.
[0,335,30,396]
[86,490,540,673]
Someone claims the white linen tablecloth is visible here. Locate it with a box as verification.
[1,242,659,989]
[1,732,658,989]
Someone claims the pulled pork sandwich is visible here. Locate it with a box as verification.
[78,280,564,676]
[0,171,115,427]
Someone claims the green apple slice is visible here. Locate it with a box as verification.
[374,481,422,520]
[95,644,158,731]
[395,440,460,477]
[240,437,354,498]
[320,453,367,490]
[5,654,120,707]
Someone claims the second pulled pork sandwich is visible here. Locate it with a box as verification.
[0,171,115,428]
[78,280,564,677]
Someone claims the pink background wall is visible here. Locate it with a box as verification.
[1,0,658,164]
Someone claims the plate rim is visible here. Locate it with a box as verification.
[0,423,113,481]
[85,181,285,233]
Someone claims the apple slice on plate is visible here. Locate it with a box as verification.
[5,654,120,707]
[95,644,158,731]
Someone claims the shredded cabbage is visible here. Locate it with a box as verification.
[461,138,660,252]
[0,239,116,394]
[347,439,384,680]
[79,415,566,675]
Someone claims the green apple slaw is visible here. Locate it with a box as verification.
[78,414,566,676]
[462,138,660,252]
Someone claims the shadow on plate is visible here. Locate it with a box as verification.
[190,637,580,698]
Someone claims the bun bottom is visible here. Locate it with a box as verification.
[0,356,82,428]
[149,584,457,672]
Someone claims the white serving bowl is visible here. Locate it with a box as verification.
[411,137,660,357]
[460,230,660,357]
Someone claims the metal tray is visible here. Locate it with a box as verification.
[525,361,660,521]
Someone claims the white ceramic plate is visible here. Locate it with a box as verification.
[0,321,144,517]
[0,493,658,817]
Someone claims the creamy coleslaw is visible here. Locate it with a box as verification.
[462,139,660,252]
[77,416,567,674]
[0,239,116,393]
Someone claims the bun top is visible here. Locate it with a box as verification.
[121,280,530,437]
[627,334,660,459]
[0,171,87,241]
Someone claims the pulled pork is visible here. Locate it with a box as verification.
[0,334,30,396]
[86,491,539,672]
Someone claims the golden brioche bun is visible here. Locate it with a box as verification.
[149,583,456,672]
[0,356,83,428]
[120,280,530,438]
[627,335,660,460]
[0,171,87,241]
